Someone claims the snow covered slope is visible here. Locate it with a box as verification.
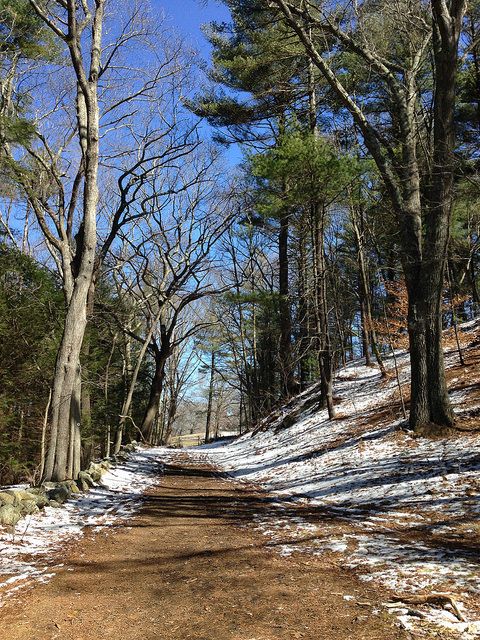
[197,320,480,638]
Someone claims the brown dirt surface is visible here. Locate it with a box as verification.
[0,460,409,640]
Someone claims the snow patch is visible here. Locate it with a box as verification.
[189,330,480,638]
[0,446,166,605]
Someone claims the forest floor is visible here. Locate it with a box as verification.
[195,319,480,639]
[1,320,479,639]
[0,457,409,640]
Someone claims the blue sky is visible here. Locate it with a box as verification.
[152,1,243,166]
[153,0,231,58]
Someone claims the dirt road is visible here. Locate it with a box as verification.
[0,460,407,640]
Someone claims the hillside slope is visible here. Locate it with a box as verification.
[196,320,480,638]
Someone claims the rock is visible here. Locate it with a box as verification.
[42,482,57,491]
[19,500,39,516]
[29,492,49,508]
[87,463,103,482]
[99,460,111,472]
[76,477,88,492]
[0,504,22,526]
[61,480,80,495]
[47,484,71,504]
[48,500,62,508]
[4,489,34,505]
[0,491,16,506]
[19,490,36,500]
[77,471,95,491]
[26,488,50,508]
[10,489,31,499]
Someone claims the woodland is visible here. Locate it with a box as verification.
[0,0,478,487]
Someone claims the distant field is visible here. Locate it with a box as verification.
[170,433,205,447]
[170,431,239,448]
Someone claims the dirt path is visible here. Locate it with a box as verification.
[0,460,408,640]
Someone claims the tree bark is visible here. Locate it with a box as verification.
[297,224,310,387]
[40,1,104,480]
[140,339,170,443]
[205,350,215,443]
[313,205,335,419]
[38,388,52,483]
[43,286,91,481]
[279,210,294,397]
[359,300,372,365]
[351,202,386,375]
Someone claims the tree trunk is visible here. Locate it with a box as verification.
[165,393,178,445]
[38,387,52,483]
[405,0,465,433]
[205,350,215,442]
[314,205,335,419]
[140,347,169,443]
[43,286,91,481]
[115,309,163,452]
[239,393,244,435]
[351,204,387,375]
[398,182,454,433]
[103,335,116,457]
[297,220,310,387]
[360,300,372,365]
[41,4,104,480]
[406,274,454,432]
[67,367,82,479]
[278,210,294,397]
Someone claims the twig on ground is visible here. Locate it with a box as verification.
[390,593,465,622]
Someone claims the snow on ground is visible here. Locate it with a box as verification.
[1,325,478,636]
[191,321,480,638]
[0,447,166,606]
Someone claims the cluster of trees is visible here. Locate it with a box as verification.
[0,0,478,484]
[192,0,479,434]
[0,0,232,482]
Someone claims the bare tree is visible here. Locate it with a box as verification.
[107,154,232,444]
[156,334,197,445]
[2,0,204,479]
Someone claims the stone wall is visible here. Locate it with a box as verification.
[0,442,138,528]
